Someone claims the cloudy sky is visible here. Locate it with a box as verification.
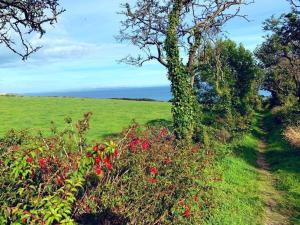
[0,0,291,94]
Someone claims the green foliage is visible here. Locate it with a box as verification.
[255,2,300,106]
[165,0,197,142]
[195,39,260,136]
[0,113,213,224]
[263,113,300,223]
[0,114,119,224]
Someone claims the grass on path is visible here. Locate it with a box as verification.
[264,113,300,224]
[206,113,300,225]
[0,96,171,141]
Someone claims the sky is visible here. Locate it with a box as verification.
[0,0,291,94]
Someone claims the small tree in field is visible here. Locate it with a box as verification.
[118,0,251,142]
[0,0,64,59]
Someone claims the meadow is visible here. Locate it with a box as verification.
[0,96,171,140]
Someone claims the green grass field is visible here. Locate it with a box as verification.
[0,96,171,140]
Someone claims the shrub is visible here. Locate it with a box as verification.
[0,114,213,224]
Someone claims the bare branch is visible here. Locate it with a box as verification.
[0,0,64,60]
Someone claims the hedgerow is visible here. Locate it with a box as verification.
[0,113,214,225]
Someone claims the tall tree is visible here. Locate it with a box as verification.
[118,0,250,142]
[256,0,300,105]
[0,0,64,59]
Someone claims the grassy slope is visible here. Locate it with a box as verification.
[0,96,171,140]
[205,115,265,225]
[264,113,300,224]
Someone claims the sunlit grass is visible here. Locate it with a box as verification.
[0,96,171,141]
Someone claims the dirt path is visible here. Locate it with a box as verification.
[256,137,290,225]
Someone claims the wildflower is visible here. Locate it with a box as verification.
[129,138,140,150]
[27,156,33,164]
[142,139,151,151]
[95,156,101,164]
[150,167,158,175]
[39,158,46,168]
[183,206,190,218]
[104,156,113,170]
[93,145,99,151]
[86,153,92,158]
[95,165,102,175]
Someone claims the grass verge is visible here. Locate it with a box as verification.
[264,113,300,224]
[204,114,265,225]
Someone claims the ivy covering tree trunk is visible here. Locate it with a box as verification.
[165,0,196,141]
[118,0,248,143]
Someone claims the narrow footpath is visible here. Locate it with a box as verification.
[256,127,290,225]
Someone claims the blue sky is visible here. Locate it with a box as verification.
[0,0,291,94]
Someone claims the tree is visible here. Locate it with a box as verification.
[0,0,64,59]
[196,39,260,129]
[256,0,300,105]
[118,0,250,142]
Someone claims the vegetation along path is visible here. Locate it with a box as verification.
[256,113,300,225]
[207,113,300,225]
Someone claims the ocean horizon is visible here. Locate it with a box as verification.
[24,86,172,102]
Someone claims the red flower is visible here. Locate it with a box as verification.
[149,178,157,184]
[142,140,151,151]
[27,156,33,164]
[150,167,158,175]
[129,138,140,150]
[95,165,102,175]
[39,158,46,168]
[93,145,99,151]
[114,149,119,158]
[104,156,113,170]
[95,156,101,164]
[86,153,92,158]
[183,206,190,218]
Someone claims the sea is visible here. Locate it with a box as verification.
[25,86,172,102]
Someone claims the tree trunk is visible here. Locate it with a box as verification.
[165,0,196,143]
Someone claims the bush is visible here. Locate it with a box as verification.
[0,114,213,224]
